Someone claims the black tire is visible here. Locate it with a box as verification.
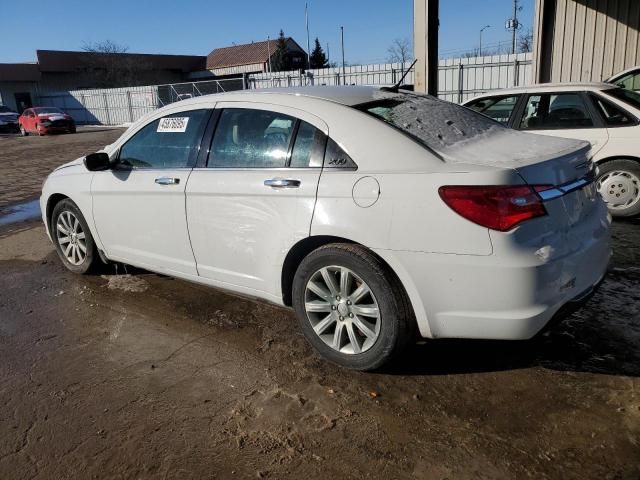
[19,125,28,136]
[292,243,413,371]
[51,199,99,274]
[596,159,640,218]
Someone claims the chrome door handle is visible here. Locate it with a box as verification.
[264,178,301,188]
[155,177,180,185]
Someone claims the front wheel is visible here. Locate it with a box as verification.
[292,243,413,371]
[51,199,99,274]
[596,159,640,217]
[19,125,28,136]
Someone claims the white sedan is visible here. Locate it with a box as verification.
[464,83,640,217]
[40,87,610,370]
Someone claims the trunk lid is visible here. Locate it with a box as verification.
[440,127,592,184]
[440,128,598,227]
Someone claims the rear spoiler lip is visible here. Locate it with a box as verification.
[536,169,596,201]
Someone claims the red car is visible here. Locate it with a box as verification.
[19,107,76,136]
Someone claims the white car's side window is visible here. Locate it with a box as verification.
[207,108,331,169]
[208,109,296,168]
[520,93,594,130]
[119,109,210,169]
[466,95,520,125]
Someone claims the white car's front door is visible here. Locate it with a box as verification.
[518,92,609,157]
[185,103,329,300]
[92,109,211,276]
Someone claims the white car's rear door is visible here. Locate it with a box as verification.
[92,109,211,276]
[185,103,328,298]
[517,92,609,157]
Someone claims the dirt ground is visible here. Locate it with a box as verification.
[1,129,639,479]
[0,128,124,208]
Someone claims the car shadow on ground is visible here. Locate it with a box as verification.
[92,234,640,380]
[385,274,640,378]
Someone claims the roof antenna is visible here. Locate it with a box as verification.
[380,58,418,93]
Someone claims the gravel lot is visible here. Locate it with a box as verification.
[0,129,639,479]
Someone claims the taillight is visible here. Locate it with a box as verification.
[439,185,547,232]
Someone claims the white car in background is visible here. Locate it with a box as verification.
[607,66,640,92]
[40,87,610,370]
[464,83,640,217]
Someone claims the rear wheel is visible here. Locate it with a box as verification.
[292,243,413,371]
[596,159,640,217]
[51,199,99,274]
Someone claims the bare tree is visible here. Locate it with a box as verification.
[387,38,412,64]
[81,39,129,54]
[518,28,534,53]
[78,40,152,88]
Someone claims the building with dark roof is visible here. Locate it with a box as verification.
[207,38,307,76]
[0,50,207,112]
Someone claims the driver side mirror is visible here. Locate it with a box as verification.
[84,152,111,171]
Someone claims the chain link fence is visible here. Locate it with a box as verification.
[38,78,243,125]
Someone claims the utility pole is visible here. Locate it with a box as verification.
[341,26,346,86]
[506,0,522,54]
[479,25,490,57]
[305,2,311,70]
[267,35,272,73]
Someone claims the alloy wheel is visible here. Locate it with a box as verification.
[304,266,381,355]
[56,211,87,266]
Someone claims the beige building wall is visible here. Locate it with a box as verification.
[533,0,640,83]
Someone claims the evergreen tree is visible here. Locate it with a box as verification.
[272,30,293,71]
[309,38,328,69]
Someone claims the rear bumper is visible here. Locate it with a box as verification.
[379,202,611,340]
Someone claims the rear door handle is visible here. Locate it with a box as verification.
[264,178,301,188]
[155,177,180,185]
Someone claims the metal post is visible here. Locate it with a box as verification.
[305,2,311,70]
[341,26,346,86]
[414,0,439,95]
[103,93,111,126]
[80,94,87,124]
[458,63,464,104]
[126,91,134,122]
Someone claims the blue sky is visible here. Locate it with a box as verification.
[0,0,534,64]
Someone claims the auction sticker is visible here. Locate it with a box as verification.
[157,117,189,133]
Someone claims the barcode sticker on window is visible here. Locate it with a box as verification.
[157,117,189,133]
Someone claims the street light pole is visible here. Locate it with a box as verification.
[479,25,491,57]
[341,26,346,86]
[305,2,311,70]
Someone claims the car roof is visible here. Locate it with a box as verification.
[174,85,392,108]
[607,65,640,82]
[464,82,617,102]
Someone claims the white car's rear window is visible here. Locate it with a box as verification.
[354,92,504,155]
